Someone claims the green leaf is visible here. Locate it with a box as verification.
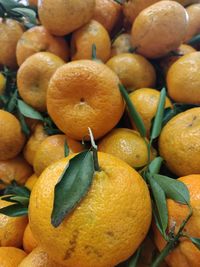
[51,150,95,227]
[92,44,97,60]
[150,87,166,140]
[187,33,200,46]
[119,84,146,137]
[152,203,167,239]
[127,247,142,267]
[149,157,163,175]
[10,196,29,206]
[64,139,69,157]
[4,181,30,198]
[0,0,19,10]
[17,110,30,136]
[17,99,44,121]
[6,89,18,112]
[0,204,28,217]
[190,237,200,250]
[12,7,37,24]
[153,174,190,205]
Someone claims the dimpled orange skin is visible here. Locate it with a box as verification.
[17,52,65,111]
[29,152,152,267]
[23,224,38,254]
[0,110,26,160]
[33,134,84,176]
[110,33,132,57]
[167,52,200,105]
[184,4,200,42]
[159,108,200,176]
[71,20,111,63]
[129,88,172,136]
[0,247,27,267]
[16,26,69,66]
[154,175,200,267]
[131,1,188,59]
[106,53,156,92]
[25,174,38,191]
[0,199,28,247]
[47,60,124,141]
[38,0,96,36]
[0,18,24,69]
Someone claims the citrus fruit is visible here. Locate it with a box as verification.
[167,52,200,104]
[38,0,96,36]
[154,174,200,267]
[0,110,25,160]
[0,247,27,267]
[23,224,38,254]
[17,52,65,111]
[98,128,154,168]
[28,0,38,6]
[0,72,6,96]
[131,1,188,58]
[16,26,69,66]
[25,174,38,191]
[106,53,156,92]
[129,88,172,136]
[0,199,28,247]
[184,4,200,42]
[159,107,200,176]
[29,152,152,267]
[33,134,84,176]
[111,33,132,57]
[47,60,124,140]
[71,20,111,63]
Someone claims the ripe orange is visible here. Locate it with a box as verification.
[29,152,152,267]
[47,60,124,140]
[25,174,38,191]
[0,18,24,69]
[106,53,156,92]
[17,52,65,111]
[23,224,38,254]
[0,110,25,160]
[28,0,38,6]
[129,88,172,136]
[111,33,132,57]
[71,20,111,63]
[16,26,69,66]
[167,52,200,104]
[159,107,200,176]
[0,72,6,96]
[0,247,27,267]
[154,175,200,267]
[0,199,28,247]
[33,134,84,176]
[184,3,200,42]
[38,0,96,36]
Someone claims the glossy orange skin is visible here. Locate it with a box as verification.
[111,33,132,57]
[23,224,38,254]
[184,4,200,42]
[0,247,27,267]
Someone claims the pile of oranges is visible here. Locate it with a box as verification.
[0,0,200,266]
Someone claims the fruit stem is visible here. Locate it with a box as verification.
[88,127,101,172]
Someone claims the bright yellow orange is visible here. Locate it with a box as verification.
[0,199,28,247]
[184,3,200,42]
[159,107,200,176]
[17,52,65,111]
[47,60,124,140]
[129,88,172,136]
[25,174,38,191]
[29,152,152,267]
[167,52,200,105]
[106,53,156,92]
[0,247,27,267]
[16,26,69,66]
[0,110,26,160]
[71,20,111,63]
[0,72,6,95]
[23,224,38,254]
[33,134,84,176]
[154,175,200,267]
[111,33,132,57]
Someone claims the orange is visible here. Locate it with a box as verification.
[0,110,25,160]
[17,52,65,111]
[93,0,122,33]
[129,88,172,136]
[111,33,132,57]
[167,52,200,104]
[0,156,33,189]
[154,174,200,267]
[0,18,24,69]
[25,174,38,191]
[29,152,152,267]
[23,123,48,166]
[19,247,65,267]
[184,3,200,42]
[0,72,6,96]
[38,0,96,36]
[0,247,27,267]
[47,60,124,140]
[33,134,84,176]
[16,26,69,66]
[98,128,154,168]
[159,107,200,176]
[71,20,111,63]
[23,224,38,254]
[0,199,28,247]
[106,53,156,92]
[28,0,38,6]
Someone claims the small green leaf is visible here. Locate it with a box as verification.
[64,139,69,157]
[17,99,44,121]
[12,7,37,24]
[149,157,163,175]
[190,237,200,250]
[153,174,190,205]
[92,44,97,60]
[150,87,166,140]
[6,89,18,112]
[127,247,142,267]
[1,195,19,203]
[0,0,19,10]
[152,203,167,239]
[10,196,29,206]
[0,204,28,217]
[51,150,95,227]
[187,33,200,46]
[119,84,146,137]
[17,110,30,136]
[4,181,30,198]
